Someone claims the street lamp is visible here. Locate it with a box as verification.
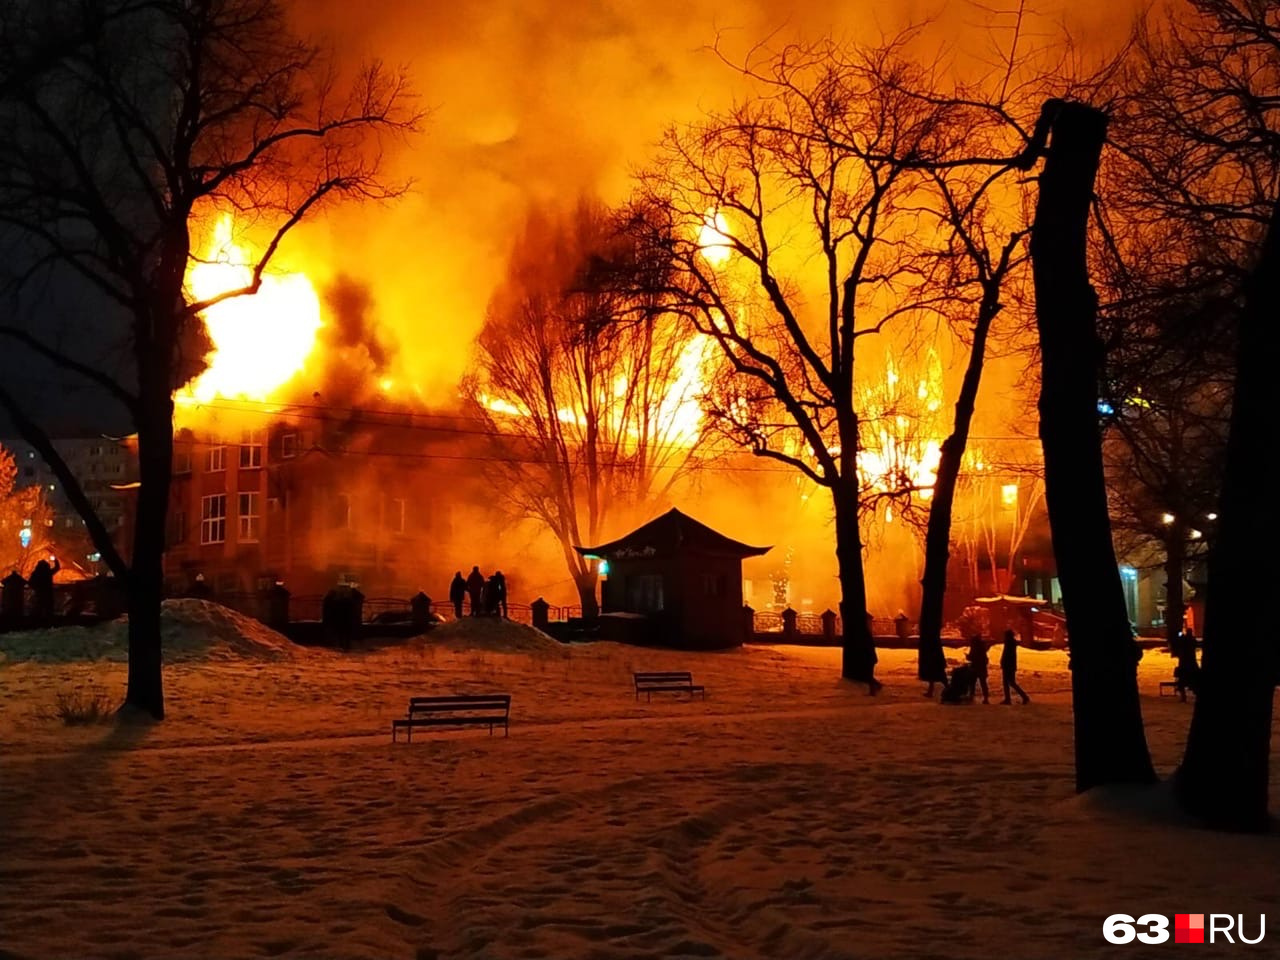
[1161,512,1175,525]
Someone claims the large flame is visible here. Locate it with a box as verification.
[857,351,945,506]
[179,216,323,405]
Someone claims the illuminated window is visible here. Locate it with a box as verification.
[238,492,260,542]
[1001,483,1018,507]
[206,445,226,472]
[239,430,264,469]
[200,494,226,544]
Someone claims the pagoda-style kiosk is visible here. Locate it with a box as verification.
[575,508,770,650]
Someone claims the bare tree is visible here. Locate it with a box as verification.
[0,0,418,718]
[0,442,56,576]
[632,35,1035,687]
[1101,332,1230,646]
[1108,0,1280,830]
[466,203,706,616]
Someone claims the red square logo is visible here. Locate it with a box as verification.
[1176,914,1205,943]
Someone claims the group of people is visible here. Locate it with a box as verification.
[936,630,1032,705]
[2,557,61,623]
[449,566,507,619]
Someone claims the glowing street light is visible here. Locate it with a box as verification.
[1207,512,1218,521]
[1161,512,1175,525]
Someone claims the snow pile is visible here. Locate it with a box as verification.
[0,599,301,664]
[429,615,568,657]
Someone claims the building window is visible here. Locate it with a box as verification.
[1001,483,1019,508]
[281,433,298,459]
[390,497,407,534]
[206,445,226,472]
[626,574,664,613]
[332,493,351,530]
[267,496,282,515]
[239,430,264,469]
[89,444,102,456]
[200,494,227,544]
[238,491,260,542]
[174,449,192,474]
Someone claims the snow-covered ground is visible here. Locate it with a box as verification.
[0,614,1275,959]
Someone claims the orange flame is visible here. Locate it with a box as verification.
[178,216,323,407]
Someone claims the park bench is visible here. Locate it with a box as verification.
[391,694,510,742]
[633,671,705,702]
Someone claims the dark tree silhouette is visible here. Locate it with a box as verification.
[1106,0,1278,828]
[0,0,417,719]
[1029,99,1156,790]
[915,203,1027,691]
[1176,198,1276,831]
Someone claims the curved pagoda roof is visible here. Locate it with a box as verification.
[575,508,771,561]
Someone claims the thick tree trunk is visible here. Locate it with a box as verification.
[123,392,174,720]
[833,482,876,685]
[1164,534,1185,649]
[574,568,600,619]
[917,289,998,686]
[1174,199,1279,832]
[1030,100,1155,791]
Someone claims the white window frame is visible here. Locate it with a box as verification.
[239,429,264,469]
[206,445,226,472]
[280,433,298,459]
[391,497,407,534]
[237,491,260,542]
[200,494,227,544]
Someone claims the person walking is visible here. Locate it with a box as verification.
[448,571,466,619]
[465,566,485,617]
[999,628,1030,704]
[966,634,991,704]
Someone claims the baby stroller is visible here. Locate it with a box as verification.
[940,664,978,704]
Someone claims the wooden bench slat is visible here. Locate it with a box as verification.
[393,693,511,742]
[632,671,706,702]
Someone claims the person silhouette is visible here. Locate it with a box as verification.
[465,566,485,617]
[449,571,466,619]
[28,556,61,623]
[966,634,991,704]
[999,628,1030,704]
[1174,626,1199,702]
[492,570,508,618]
